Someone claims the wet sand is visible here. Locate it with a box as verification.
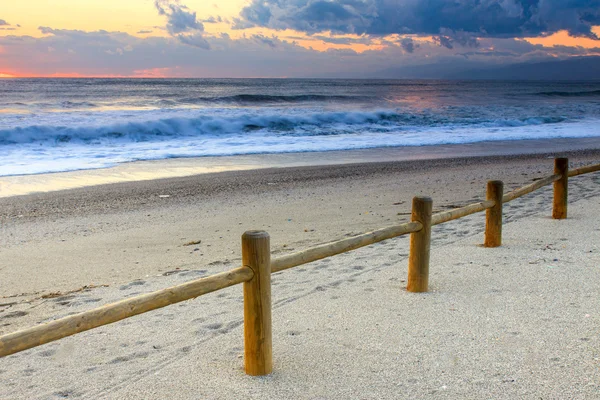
[2,137,600,198]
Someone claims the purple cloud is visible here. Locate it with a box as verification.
[237,0,600,48]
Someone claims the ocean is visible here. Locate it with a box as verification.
[1,78,600,177]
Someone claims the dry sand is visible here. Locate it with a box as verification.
[0,149,599,399]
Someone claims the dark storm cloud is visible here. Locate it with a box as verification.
[237,0,600,46]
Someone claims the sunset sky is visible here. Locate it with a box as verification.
[1,0,599,78]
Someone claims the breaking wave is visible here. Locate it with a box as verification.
[0,110,573,146]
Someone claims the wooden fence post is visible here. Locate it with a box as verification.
[242,230,272,376]
[407,196,432,293]
[484,180,503,247]
[553,158,568,219]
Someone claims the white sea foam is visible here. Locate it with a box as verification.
[1,108,599,176]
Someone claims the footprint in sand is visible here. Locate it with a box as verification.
[119,280,146,290]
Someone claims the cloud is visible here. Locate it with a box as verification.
[237,0,600,47]
[2,26,598,78]
[0,19,9,26]
[250,34,280,48]
[177,32,210,49]
[311,35,373,45]
[154,0,210,49]
[400,38,417,53]
[154,0,203,34]
[137,30,153,34]
[202,16,223,23]
[105,48,124,55]
[433,35,454,49]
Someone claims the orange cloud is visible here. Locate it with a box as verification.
[525,28,600,48]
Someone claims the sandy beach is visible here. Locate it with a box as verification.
[1,147,600,399]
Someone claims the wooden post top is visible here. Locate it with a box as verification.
[242,230,270,239]
[414,196,433,203]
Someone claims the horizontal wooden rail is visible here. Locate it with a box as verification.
[0,267,254,358]
[569,163,600,177]
[431,200,495,226]
[271,221,423,273]
[502,174,561,203]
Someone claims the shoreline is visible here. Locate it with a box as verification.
[2,136,600,198]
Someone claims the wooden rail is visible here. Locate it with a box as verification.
[0,267,253,358]
[1,158,599,376]
[431,200,495,225]
[271,221,423,273]
[569,163,600,177]
[502,174,561,203]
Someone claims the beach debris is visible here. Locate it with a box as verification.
[183,240,202,246]
[392,201,405,205]
[158,194,170,198]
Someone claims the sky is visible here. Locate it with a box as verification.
[0,0,599,78]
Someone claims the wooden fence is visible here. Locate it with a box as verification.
[1,157,599,376]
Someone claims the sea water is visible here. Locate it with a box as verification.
[1,78,600,176]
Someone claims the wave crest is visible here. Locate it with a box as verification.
[0,110,573,146]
